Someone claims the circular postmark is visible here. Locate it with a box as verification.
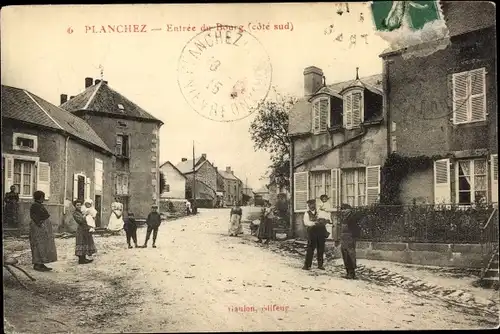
[177,25,273,122]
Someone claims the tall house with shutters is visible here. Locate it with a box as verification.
[381,1,497,206]
[289,67,386,238]
[1,85,114,233]
[60,78,164,219]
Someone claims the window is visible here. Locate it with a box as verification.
[118,104,125,111]
[13,133,38,152]
[310,171,332,206]
[343,90,363,129]
[115,174,129,195]
[341,169,366,207]
[165,184,170,193]
[452,68,486,124]
[73,173,90,201]
[457,159,487,205]
[312,98,329,134]
[115,134,129,157]
[13,160,35,196]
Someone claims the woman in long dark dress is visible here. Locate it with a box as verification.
[29,191,58,271]
[4,185,19,227]
[228,204,243,236]
[257,200,274,244]
[73,199,97,264]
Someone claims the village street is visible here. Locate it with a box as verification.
[3,209,499,333]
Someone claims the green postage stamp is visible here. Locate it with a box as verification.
[370,0,451,58]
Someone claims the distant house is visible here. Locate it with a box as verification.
[159,161,186,200]
[60,77,164,219]
[289,66,385,238]
[1,85,114,233]
[175,154,218,207]
[218,167,243,206]
[254,186,270,206]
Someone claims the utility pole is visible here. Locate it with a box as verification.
[192,141,196,205]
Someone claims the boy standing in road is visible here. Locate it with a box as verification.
[142,205,162,248]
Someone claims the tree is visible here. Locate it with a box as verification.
[249,90,298,191]
[159,171,167,195]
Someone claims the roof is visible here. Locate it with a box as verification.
[60,81,162,123]
[175,156,206,174]
[218,170,238,181]
[159,161,187,179]
[2,85,112,153]
[254,187,269,194]
[288,74,383,136]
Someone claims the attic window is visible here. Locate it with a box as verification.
[118,104,125,112]
[312,97,329,134]
[343,89,363,129]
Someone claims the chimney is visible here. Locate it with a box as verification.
[60,94,68,104]
[95,79,101,85]
[226,166,232,173]
[181,158,187,162]
[303,66,324,97]
[201,153,207,159]
[85,77,93,88]
[70,96,75,100]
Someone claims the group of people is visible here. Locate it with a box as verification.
[26,190,164,272]
[303,195,361,279]
[227,200,278,243]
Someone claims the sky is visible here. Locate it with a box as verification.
[1,3,389,190]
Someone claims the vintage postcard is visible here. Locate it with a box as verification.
[1,2,498,333]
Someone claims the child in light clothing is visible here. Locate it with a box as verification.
[317,195,331,239]
[83,199,97,232]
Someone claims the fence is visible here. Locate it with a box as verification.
[480,207,499,270]
[332,204,495,244]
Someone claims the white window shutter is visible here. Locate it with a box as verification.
[452,72,469,124]
[344,93,353,128]
[37,162,51,199]
[4,156,14,190]
[352,92,362,126]
[73,174,79,200]
[320,99,329,132]
[470,68,486,122]
[491,154,498,203]
[95,158,103,192]
[85,177,91,200]
[434,159,451,204]
[312,101,320,133]
[331,168,339,209]
[294,172,309,212]
[366,166,380,205]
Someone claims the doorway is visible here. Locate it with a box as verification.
[77,175,85,201]
[94,195,102,227]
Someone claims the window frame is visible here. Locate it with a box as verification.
[341,168,367,207]
[115,134,130,157]
[452,68,487,125]
[309,170,332,206]
[13,133,38,152]
[13,160,36,198]
[311,96,330,135]
[342,88,364,130]
[455,158,488,205]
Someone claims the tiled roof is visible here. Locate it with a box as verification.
[2,85,112,153]
[175,156,205,174]
[61,81,162,123]
[218,170,238,181]
[288,74,383,136]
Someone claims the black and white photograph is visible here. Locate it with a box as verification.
[1,2,498,332]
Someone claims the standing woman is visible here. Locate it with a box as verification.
[30,191,58,271]
[4,185,20,227]
[73,199,96,264]
[107,199,124,232]
[228,204,243,236]
[256,200,274,244]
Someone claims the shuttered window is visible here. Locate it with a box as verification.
[343,90,363,129]
[366,166,380,205]
[452,68,486,124]
[455,159,488,205]
[293,172,309,212]
[434,159,451,204]
[95,158,104,193]
[37,162,51,199]
[312,98,329,134]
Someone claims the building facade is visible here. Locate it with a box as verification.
[289,67,386,238]
[61,78,164,219]
[176,154,218,207]
[2,85,114,233]
[219,167,243,206]
[381,1,497,206]
[159,161,186,200]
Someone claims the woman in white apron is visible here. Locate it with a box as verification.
[107,199,124,232]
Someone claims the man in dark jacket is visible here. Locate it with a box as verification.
[340,203,361,279]
[303,199,328,270]
[142,205,162,248]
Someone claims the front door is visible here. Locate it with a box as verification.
[94,195,102,227]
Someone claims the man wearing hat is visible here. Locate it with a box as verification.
[142,205,162,248]
[340,203,361,279]
[302,199,327,270]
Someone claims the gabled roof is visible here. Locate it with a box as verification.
[1,85,112,154]
[218,170,238,181]
[60,81,162,124]
[175,156,206,174]
[159,161,187,179]
[289,74,383,136]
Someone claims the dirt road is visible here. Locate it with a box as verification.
[3,209,498,332]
